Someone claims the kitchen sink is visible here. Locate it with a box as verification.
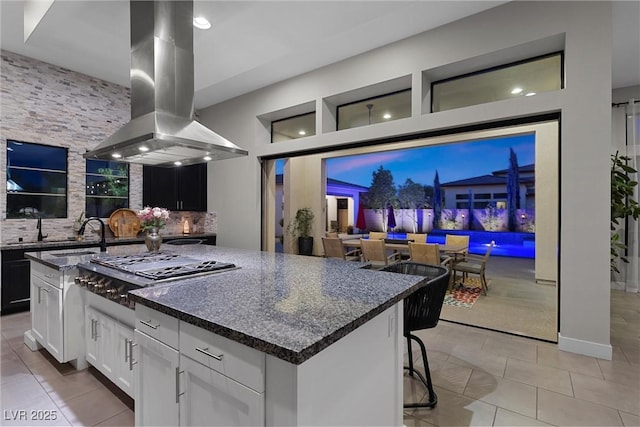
[51,251,98,257]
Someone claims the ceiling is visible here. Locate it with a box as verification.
[1,1,638,111]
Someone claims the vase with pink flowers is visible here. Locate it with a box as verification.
[137,206,170,252]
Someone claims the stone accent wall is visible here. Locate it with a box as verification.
[0,50,215,245]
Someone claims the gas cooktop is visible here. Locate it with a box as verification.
[90,252,237,281]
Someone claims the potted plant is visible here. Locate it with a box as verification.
[288,207,315,255]
[611,151,640,273]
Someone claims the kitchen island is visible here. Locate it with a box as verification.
[124,245,427,426]
[31,244,430,426]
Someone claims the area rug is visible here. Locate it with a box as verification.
[443,279,484,308]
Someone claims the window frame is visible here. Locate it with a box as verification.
[271,111,317,143]
[85,159,130,218]
[431,51,564,113]
[336,88,411,131]
[6,139,68,219]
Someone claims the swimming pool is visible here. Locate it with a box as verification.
[387,231,535,259]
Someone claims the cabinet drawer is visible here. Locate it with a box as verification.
[31,262,61,286]
[135,304,179,349]
[179,321,265,393]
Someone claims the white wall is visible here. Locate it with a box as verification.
[198,2,612,358]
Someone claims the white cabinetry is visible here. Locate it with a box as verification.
[29,261,84,368]
[134,303,402,427]
[84,292,135,397]
[134,304,180,427]
[179,321,265,426]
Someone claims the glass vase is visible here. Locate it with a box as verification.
[144,227,162,252]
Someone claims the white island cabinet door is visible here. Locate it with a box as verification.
[43,281,63,361]
[134,329,179,427]
[85,307,99,366]
[115,323,134,397]
[31,276,47,344]
[179,354,264,427]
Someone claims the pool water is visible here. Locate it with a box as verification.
[387,231,535,259]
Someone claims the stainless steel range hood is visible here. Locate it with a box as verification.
[84,1,247,167]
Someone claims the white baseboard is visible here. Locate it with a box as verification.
[23,329,42,351]
[611,280,626,290]
[558,333,612,360]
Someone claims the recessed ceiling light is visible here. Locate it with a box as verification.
[525,92,536,97]
[203,156,212,161]
[111,153,122,158]
[511,87,523,94]
[298,130,306,136]
[174,161,182,166]
[138,146,149,152]
[383,113,392,119]
[193,16,211,30]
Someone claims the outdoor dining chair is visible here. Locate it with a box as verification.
[406,233,427,243]
[408,242,454,287]
[380,262,450,409]
[368,231,388,240]
[444,234,470,258]
[360,238,400,268]
[452,241,495,295]
[321,237,361,261]
[325,232,339,238]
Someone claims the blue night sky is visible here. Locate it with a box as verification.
[276,134,535,188]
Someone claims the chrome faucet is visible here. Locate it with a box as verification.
[78,217,107,252]
[36,216,47,241]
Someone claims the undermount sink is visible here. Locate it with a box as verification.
[51,251,98,257]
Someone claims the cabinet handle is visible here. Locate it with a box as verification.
[37,287,41,304]
[90,319,95,340]
[93,319,99,341]
[44,273,54,279]
[41,287,50,293]
[195,346,223,361]
[139,319,159,329]
[124,338,129,362]
[128,340,138,371]
[175,367,184,403]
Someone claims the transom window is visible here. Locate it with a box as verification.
[337,89,411,131]
[271,112,316,143]
[6,140,67,219]
[432,52,563,112]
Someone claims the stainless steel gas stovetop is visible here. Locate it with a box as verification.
[89,252,237,281]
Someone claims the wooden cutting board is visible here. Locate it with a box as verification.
[108,208,141,237]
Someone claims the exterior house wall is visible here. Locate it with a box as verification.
[199,2,611,358]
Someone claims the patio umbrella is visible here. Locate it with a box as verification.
[356,203,367,231]
[387,205,396,232]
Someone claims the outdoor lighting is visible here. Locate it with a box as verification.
[174,161,182,166]
[138,146,149,152]
[111,153,122,158]
[203,155,212,161]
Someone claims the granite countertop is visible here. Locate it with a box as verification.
[2,233,216,251]
[124,245,430,365]
[24,245,147,271]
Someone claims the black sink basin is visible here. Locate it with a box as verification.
[51,251,98,257]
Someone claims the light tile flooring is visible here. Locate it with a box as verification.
[1,290,638,427]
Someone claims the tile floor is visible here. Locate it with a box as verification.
[1,290,638,427]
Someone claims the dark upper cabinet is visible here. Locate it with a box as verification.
[143,164,207,211]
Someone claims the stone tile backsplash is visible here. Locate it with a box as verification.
[0,50,216,245]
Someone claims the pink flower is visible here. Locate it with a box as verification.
[137,206,170,231]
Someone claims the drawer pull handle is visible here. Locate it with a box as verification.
[44,274,54,278]
[129,340,138,371]
[195,346,223,361]
[139,319,159,329]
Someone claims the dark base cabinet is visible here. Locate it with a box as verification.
[1,250,31,314]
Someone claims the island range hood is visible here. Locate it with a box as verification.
[84,1,247,167]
